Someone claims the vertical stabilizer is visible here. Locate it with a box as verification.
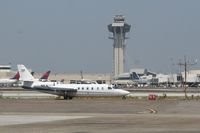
[17,64,35,81]
[40,70,51,80]
[131,72,140,80]
[10,72,20,80]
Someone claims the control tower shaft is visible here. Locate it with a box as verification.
[108,15,131,77]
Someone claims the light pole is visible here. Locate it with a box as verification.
[176,56,197,99]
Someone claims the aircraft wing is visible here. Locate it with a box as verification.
[49,87,78,98]
[48,86,77,92]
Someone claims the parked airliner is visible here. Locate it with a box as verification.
[0,72,20,85]
[132,72,152,84]
[18,64,130,99]
[37,70,51,81]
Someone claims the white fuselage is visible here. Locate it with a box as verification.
[0,79,18,84]
[23,81,130,97]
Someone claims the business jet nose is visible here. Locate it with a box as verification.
[119,89,130,96]
[123,90,130,95]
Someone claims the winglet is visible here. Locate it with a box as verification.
[31,71,35,76]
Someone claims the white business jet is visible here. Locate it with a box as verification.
[18,64,130,100]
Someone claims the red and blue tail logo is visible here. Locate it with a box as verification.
[40,70,51,79]
[11,72,20,80]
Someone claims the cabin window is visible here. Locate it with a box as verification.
[108,87,112,90]
[78,87,80,90]
[97,87,99,90]
[82,87,84,90]
[87,87,89,90]
[91,87,93,90]
[102,87,104,90]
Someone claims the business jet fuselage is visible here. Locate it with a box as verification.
[18,64,130,99]
[23,81,129,99]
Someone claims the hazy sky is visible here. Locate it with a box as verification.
[1,0,200,74]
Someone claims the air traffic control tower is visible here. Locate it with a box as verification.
[108,15,131,77]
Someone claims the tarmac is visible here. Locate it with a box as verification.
[0,98,200,133]
[1,90,200,99]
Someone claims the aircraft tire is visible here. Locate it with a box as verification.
[63,95,73,100]
[122,96,127,100]
[63,95,68,100]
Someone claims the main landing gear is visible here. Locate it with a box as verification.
[63,92,73,100]
[63,95,73,100]
[122,96,127,100]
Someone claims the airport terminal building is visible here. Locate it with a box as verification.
[0,65,13,77]
[1,64,200,88]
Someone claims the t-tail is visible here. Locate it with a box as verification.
[10,72,20,80]
[40,70,51,80]
[17,64,35,81]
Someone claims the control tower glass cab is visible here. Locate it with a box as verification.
[108,15,131,77]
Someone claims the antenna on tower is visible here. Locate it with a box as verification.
[80,70,83,80]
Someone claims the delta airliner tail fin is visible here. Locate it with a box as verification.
[17,64,35,81]
[10,72,20,80]
[40,70,51,80]
[60,79,65,82]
